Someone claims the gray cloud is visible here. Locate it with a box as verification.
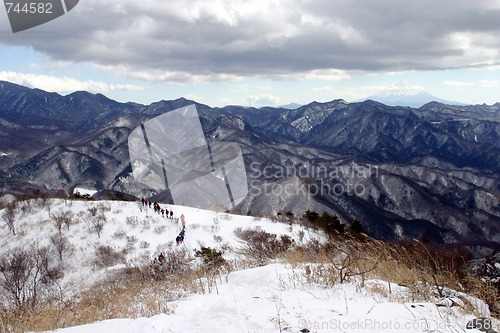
[2,0,500,82]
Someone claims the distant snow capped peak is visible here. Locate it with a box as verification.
[376,81,426,97]
[362,81,465,108]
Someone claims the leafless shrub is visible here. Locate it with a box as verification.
[211,217,220,233]
[97,203,111,213]
[52,210,74,234]
[297,230,305,243]
[94,245,126,268]
[153,225,166,234]
[126,216,139,228]
[127,236,138,246]
[86,207,107,238]
[141,219,151,230]
[193,247,232,295]
[2,201,17,235]
[19,199,33,216]
[234,227,295,265]
[1,259,200,333]
[322,240,381,284]
[124,236,139,253]
[0,246,63,310]
[92,215,106,237]
[45,198,54,217]
[50,234,71,261]
[194,246,226,267]
[87,206,98,217]
[155,242,172,254]
[112,228,127,239]
[148,248,192,279]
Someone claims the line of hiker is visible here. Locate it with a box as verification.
[156,219,186,262]
[176,214,187,246]
[140,198,174,220]
[140,198,187,246]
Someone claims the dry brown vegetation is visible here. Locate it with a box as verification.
[284,236,499,317]
[0,220,498,332]
[0,246,234,332]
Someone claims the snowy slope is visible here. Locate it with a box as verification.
[0,199,319,294]
[27,263,492,333]
[0,199,497,333]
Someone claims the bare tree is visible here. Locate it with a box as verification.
[0,249,36,309]
[39,196,54,218]
[0,246,63,310]
[2,202,17,235]
[50,234,70,261]
[63,211,73,230]
[86,207,107,238]
[52,211,74,234]
[52,212,64,235]
[87,206,98,217]
[93,214,107,238]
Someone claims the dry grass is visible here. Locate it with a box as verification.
[1,271,182,332]
[0,257,226,333]
[1,231,498,333]
[283,236,499,315]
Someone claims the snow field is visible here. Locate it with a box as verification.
[0,198,498,333]
[29,263,493,333]
[0,198,319,295]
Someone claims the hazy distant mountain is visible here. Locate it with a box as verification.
[362,82,466,107]
[278,102,302,110]
[1,80,499,245]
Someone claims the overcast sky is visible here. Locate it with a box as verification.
[1,0,499,107]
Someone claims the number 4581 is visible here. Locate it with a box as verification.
[5,2,53,14]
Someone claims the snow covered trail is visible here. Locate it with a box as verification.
[1,199,496,333]
[35,264,490,333]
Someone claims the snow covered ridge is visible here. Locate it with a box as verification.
[0,198,498,333]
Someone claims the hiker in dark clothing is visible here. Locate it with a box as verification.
[176,226,186,245]
[169,210,174,219]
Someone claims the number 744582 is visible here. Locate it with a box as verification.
[5,2,53,14]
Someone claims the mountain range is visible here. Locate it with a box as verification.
[0,80,499,246]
